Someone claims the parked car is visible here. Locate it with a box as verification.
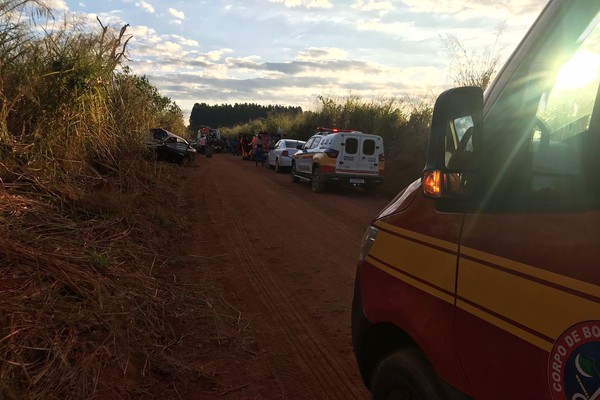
[146,128,196,166]
[267,139,306,172]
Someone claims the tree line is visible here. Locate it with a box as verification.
[188,102,302,132]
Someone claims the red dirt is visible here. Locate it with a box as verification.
[153,153,392,399]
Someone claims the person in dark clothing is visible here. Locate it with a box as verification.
[255,143,264,167]
[205,137,213,158]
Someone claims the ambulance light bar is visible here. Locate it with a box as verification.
[316,127,354,134]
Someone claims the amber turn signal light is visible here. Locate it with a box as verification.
[422,170,442,198]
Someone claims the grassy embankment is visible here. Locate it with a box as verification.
[0,2,237,399]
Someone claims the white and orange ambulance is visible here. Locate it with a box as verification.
[352,1,600,399]
[291,127,384,193]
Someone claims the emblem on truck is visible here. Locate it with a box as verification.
[549,321,600,400]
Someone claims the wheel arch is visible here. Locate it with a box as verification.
[357,321,471,400]
[356,321,417,389]
[311,160,320,171]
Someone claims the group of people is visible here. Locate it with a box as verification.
[201,133,282,167]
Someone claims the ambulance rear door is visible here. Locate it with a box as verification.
[356,135,382,174]
[338,134,381,176]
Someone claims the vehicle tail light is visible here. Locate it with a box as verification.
[282,150,289,157]
[325,149,339,158]
[379,154,385,162]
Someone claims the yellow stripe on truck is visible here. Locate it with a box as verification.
[457,257,600,350]
[457,300,554,351]
[369,222,458,300]
[367,222,600,352]
[461,246,600,301]
[366,255,455,304]
[374,221,457,252]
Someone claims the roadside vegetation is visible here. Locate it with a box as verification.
[0,1,502,398]
[0,2,235,399]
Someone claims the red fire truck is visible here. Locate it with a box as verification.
[352,1,600,399]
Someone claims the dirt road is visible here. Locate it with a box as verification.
[176,153,392,399]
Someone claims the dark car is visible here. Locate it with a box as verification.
[146,128,196,166]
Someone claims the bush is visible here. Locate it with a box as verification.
[0,3,194,398]
[0,2,185,196]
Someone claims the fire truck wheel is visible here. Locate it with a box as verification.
[291,162,300,183]
[371,347,446,400]
[311,166,326,193]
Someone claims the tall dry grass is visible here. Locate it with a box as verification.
[0,2,186,196]
[0,2,218,399]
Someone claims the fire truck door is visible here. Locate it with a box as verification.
[454,15,600,398]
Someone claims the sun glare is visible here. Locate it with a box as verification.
[555,51,600,90]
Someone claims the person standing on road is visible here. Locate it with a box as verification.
[231,137,239,156]
[205,136,213,158]
[255,142,264,167]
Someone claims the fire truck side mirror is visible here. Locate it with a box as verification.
[422,86,483,199]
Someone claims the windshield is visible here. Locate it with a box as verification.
[481,4,600,210]
[285,140,303,149]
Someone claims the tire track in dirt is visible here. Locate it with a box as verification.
[206,169,366,399]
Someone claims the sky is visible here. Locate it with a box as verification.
[48,0,549,123]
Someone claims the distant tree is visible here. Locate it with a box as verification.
[440,25,505,91]
[189,102,302,130]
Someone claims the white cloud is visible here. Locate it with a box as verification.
[171,35,198,47]
[297,47,348,61]
[204,49,234,62]
[352,0,395,14]
[225,55,262,66]
[400,0,542,20]
[135,1,155,14]
[46,0,68,11]
[148,41,183,56]
[55,0,548,115]
[128,26,199,49]
[168,8,185,20]
[128,25,159,43]
[353,18,436,42]
[269,0,333,9]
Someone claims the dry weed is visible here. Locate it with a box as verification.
[0,164,245,400]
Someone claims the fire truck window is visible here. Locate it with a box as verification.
[363,140,375,156]
[529,13,600,199]
[446,116,474,168]
[345,138,358,154]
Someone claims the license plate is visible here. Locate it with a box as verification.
[350,179,365,184]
